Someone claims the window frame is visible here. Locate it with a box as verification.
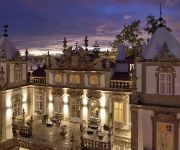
[156,66,176,95]
[35,91,44,112]
[113,100,124,123]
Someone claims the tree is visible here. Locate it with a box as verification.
[111,20,143,56]
[112,14,172,56]
[144,14,172,35]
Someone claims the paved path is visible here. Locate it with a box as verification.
[31,117,81,149]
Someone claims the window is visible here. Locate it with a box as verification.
[35,92,43,111]
[14,65,22,81]
[114,101,124,123]
[12,95,22,116]
[159,73,172,95]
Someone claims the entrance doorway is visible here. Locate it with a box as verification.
[53,97,62,113]
[71,98,81,121]
[89,100,99,118]
[156,122,174,150]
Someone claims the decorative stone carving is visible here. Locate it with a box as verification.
[67,89,83,98]
[110,92,128,101]
[35,87,45,93]
[87,90,101,99]
[154,42,177,61]
[52,88,64,96]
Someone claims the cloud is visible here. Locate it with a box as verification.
[123,14,133,20]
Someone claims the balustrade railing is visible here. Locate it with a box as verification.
[30,77,46,84]
[113,135,131,149]
[0,137,71,150]
[110,80,132,89]
[82,138,109,150]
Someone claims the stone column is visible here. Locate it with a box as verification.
[131,107,139,150]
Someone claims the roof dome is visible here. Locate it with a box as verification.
[142,27,180,60]
[0,36,17,59]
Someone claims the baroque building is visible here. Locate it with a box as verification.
[0,28,132,149]
[131,25,180,149]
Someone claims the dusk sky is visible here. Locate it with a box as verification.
[0,0,180,55]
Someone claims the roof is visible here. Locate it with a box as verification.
[142,27,180,60]
[116,43,126,61]
[0,36,17,59]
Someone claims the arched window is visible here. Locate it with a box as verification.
[14,64,22,81]
[12,95,22,116]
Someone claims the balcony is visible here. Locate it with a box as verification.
[110,80,132,89]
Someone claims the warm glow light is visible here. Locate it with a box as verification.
[82,90,88,105]
[22,88,27,102]
[63,88,69,104]
[82,106,88,122]
[49,88,53,102]
[22,88,28,114]
[6,91,12,108]
[100,108,106,126]
[22,103,27,114]
[100,91,106,108]
[63,104,69,120]
[6,108,12,127]
[49,102,53,117]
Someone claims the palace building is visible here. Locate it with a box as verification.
[0,28,132,149]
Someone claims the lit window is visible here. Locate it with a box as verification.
[15,65,22,81]
[114,101,124,123]
[159,73,172,95]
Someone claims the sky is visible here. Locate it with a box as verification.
[0,0,180,55]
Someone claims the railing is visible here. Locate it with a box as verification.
[0,137,71,150]
[0,138,17,150]
[30,77,46,84]
[82,138,110,150]
[110,80,132,89]
[113,135,131,149]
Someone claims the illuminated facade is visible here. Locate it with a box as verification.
[0,32,132,149]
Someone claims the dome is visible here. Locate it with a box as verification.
[142,27,180,60]
[0,36,17,59]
